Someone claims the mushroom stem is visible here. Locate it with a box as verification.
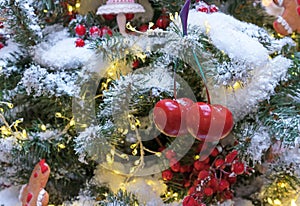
[117,13,126,35]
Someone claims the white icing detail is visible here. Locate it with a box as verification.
[277,16,293,34]
[96,3,145,15]
[37,189,46,206]
[18,184,27,201]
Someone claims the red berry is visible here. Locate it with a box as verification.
[171,161,181,172]
[188,186,196,195]
[232,162,245,175]
[155,16,170,29]
[0,42,4,50]
[162,169,173,181]
[219,179,230,191]
[75,38,85,47]
[227,176,237,184]
[165,149,176,159]
[204,187,214,196]
[186,103,234,141]
[139,24,149,32]
[183,180,191,188]
[102,14,116,20]
[197,6,209,13]
[203,157,210,164]
[180,165,192,173]
[214,159,225,168]
[100,26,113,37]
[132,59,139,69]
[225,150,238,163]
[193,161,205,171]
[198,170,210,180]
[209,5,219,13]
[75,24,86,36]
[125,13,135,21]
[208,177,219,191]
[223,190,233,200]
[153,98,193,137]
[89,26,101,37]
[183,195,198,206]
[210,148,219,157]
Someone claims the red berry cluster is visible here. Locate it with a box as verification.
[153,98,233,141]
[161,143,253,205]
[102,13,135,21]
[74,24,113,47]
[0,21,6,50]
[195,1,219,13]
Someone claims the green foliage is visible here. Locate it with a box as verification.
[99,189,139,206]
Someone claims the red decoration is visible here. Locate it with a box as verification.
[155,15,170,30]
[0,42,4,50]
[183,196,198,206]
[100,26,113,37]
[75,38,85,47]
[218,179,230,191]
[232,162,245,175]
[89,26,101,37]
[186,103,234,141]
[0,22,4,29]
[102,14,116,21]
[138,24,149,32]
[197,6,209,13]
[162,169,173,181]
[225,150,238,163]
[171,161,181,172]
[125,13,135,21]
[209,5,219,13]
[153,98,194,137]
[204,187,214,196]
[75,24,86,36]
[132,59,139,69]
[165,149,176,159]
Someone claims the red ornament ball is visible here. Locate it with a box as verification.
[197,6,209,13]
[89,26,101,37]
[75,38,85,47]
[0,42,4,50]
[155,16,170,29]
[218,179,230,191]
[209,5,219,13]
[132,59,139,69]
[186,103,234,141]
[125,13,135,21]
[232,162,245,175]
[75,24,86,36]
[102,14,116,21]
[138,24,149,32]
[183,195,198,206]
[100,26,113,38]
[153,98,193,137]
[162,169,173,181]
[204,187,214,196]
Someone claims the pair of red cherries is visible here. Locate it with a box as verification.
[153,98,234,141]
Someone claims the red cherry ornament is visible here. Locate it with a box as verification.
[197,6,209,13]
[75,38,85,47]
[102,14,116,21]
[153,98,193,137]
[100,26,113,37]
[125,13,135,21]
[75,24,86,36]
[183,195,198,206]
[155,16,170,30]
[186,103,234,141]
[139,24,149,32]
[209,5,219,13]
[89,26,101,37]
[162,169,173,181]
[232,162,245,175]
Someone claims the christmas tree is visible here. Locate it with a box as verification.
[0,0,299,205]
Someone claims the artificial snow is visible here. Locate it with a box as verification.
[0,186,21,206]
[33,29,95,70]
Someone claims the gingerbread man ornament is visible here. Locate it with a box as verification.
[19,159,50,206]
[273,0,300,35]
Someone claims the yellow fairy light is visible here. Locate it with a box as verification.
[43,9,48,13]
[69,118,75,126]
[273,199,282,205]
[267,197,273,205]
[67,4,73,12]
[261,0,273,7]
[58,144,66,149]
[194,155,200,160]
[40,124,46,131]
[75,3,80,8]
[204,21,211,34]
[55,112,62,118]
[291,199,297,206]
[0,125,11,136]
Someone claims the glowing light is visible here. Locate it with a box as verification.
[40,124,47,131]
[58,144,66,149]
[55,112,62,118]
[75,3,80,8]
[204,21,211,34]
[67,4,73,12]
[273,199,282,205]
[267,197,273,205]
[261,0,273,7]
[291,199,297,206]
[43,9,48,13]
[194,155,200,160]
